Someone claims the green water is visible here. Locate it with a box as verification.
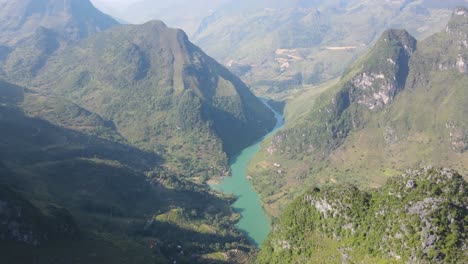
[212,101,284,246]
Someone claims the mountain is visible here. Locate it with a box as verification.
[193,0,467,97]
[257,167,467,263]
[0,0,119,45]
[0,0,275,262]
[2,20,275,178]
[249,7,468,216]
[0,0,119,81]
[0,0,276,181]
[0,79,256,263]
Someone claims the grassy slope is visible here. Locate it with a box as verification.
[248,80,338,215]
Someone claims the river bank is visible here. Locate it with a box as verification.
[210,100,284,246]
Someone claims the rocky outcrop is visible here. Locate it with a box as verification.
[447,122,467,152]
[349,29,416,110]
[446,7,468,39]
[260,167,467,263]
[274,29,417,160]
[352,72,396,109]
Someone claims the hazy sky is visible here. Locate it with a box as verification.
[91,0,140,11]
[90,0,229,34]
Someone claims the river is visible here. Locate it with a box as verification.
[211,100,284,246]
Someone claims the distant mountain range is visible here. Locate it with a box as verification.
[86,0,468,97]
[192,0,468,97]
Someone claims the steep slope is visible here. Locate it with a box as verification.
[257,167,467,263]
[0,0,119,81]
[193,0,466,97]
[10,21,275,178]
[249,8,468,216]
[0,80,255,263]
[0,2,274,261]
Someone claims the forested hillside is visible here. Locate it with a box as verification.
[0,0,275,181]
[0,0,275,263]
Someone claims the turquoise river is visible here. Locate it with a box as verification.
[211,101,284,246]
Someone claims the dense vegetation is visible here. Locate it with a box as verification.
[257,167,467,263]
[0,0,275,263]
[277,29,416,160]
[1,18,275,179]
[250,8,468,216]
[0,80,257,263]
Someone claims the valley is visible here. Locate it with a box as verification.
[211,100,284,247]
[0,0,466,263]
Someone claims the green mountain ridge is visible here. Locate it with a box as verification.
[250,7,468,217]
[31,20,273,175]
[1,12,276,179]
[257,167,467,263]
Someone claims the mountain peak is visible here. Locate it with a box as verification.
[377,29,417,55]
[454,6,468,17]
[0,0,118,44]
[138,20,188,40]
[142,20,169,29]
[446,6,468,36]
[347,29,416,110]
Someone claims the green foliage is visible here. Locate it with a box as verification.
[0,1,276,263]
[0,80,254,263]
[257,168,468,263]
[2,20,275,179]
